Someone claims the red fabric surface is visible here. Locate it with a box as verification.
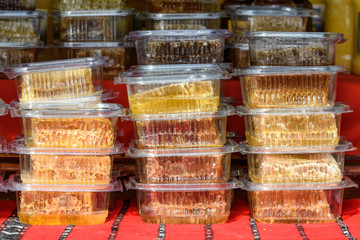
[0,198,357,240]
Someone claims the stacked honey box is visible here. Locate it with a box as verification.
[230,4,359,224]
[51,0,136,79]
[115,0,242,225]
[1,56,125,225]
[0,0,47,78]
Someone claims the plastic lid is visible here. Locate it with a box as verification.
[51,9,134,17]
[0,10,47,18]
[0,42,44,48]
[125,177,241,192]
[225,42,249,50]
[239,176,358,191]
[128,63,233,72]
[237,103,351,116]
[228,6,314,17]
[239,139,356,154]
[9,138,125,155]
[127,139,239,158]
[126,29,232,40]
[140,12,223,20]
[124,103,236,121]
[0,99,8,116]
[53,41,135,48]
[0,176,6,192]
[7,174,123,192]
[243,32,345,43]
[2,57,114,79]
[0,136,6,153]
[10,102,125,118]
[115,64,231,84]
[233,65,347,76]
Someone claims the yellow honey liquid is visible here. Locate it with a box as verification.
[140,214,229,224]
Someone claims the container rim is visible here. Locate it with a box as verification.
[126,29,232,40]
[51,9,134,17]
[7,174,123,192]
[225,41,249,50]
[127,139,240,158]
[243,31,344,42]
[53,41,135,48]
[238,176,358,191]
[124,103,236,121]
[236,103,352,116]
[9,138,125,155]
[0,176,6,192]
[0,41,44,48]
[239,139,356,154]
[2,56,114,79]
[124,177,241,191]
[228,6,314,17]
[0,10,47,18]
[140,12,223,20]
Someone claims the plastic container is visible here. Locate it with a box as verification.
[52,10,133,42]
[128,139,239,183]
[55,42,136,80]
[0,10,47,42]
[239,139,355,184]
[225,42,249,67]
[9,102,123,148]
[8,174,123,225]
[125,104,235,149]
[125,177,240,224]
[53,0,127,10]
[2,57,112,103]
[233,66,345,108]
[0,99,8,116]
[145,0,220,13]
[228,6,313,36]
[245,32,345,66]
[239,176,358,223]
[237,104,351,147]
[10,138,125,185]
[141,13,222,30]
[0,0,36,10]
[126,30,232,65]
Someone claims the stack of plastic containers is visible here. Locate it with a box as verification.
[2,56,125,225]
[0,1,47,78]
[232,5,359,224]
[52,0,135,79]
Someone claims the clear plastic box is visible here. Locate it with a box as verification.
[10,102,123,148]
[55,42,136,80]
[2,57,112,103]
[0,10,47,42]
[225,42,249,68]
[0,0,36,10]
[126,30,232,65]
[239,140,355,184]
[128,139,239,183]
[124,104,235,149]
[52,10,133,42]
[145,0,220,13]
[227,6,313,36]
[115,64,230,114]
[10,138,125,185]
[239,176,358,223]
[7,174,123,225]
[234,66,345,108]
[245,32,345,66]
[0,99,8,116]
[125,177,240,224]
[53,0,127,10]
[237,104,351,147]
[141,13,222,30]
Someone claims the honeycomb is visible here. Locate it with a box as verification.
[0,19,37,42]
[146,0,213,13]
[250,16,305,32]
[54,0,126,10]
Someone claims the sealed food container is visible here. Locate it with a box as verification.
[239,176,358,223]
[116,64,230,114]
[2,57,112,103]
[0,99,8,116]
[0,0,36,10]
[125,104,235,149]
[245,32,345,66]
[126,29,232,65]
[10,102,123,148]
[228,6,313,35]
[145,0,220,13]
[55,42,136,80]
[0,11,47,42]
[128,139,239,183]
[234,66,345,108]
[8,174,123,225]
[125,177,240,224]
[52,10,133,42]
[53,0,126,10]
[141,12,222,30]
[239,139,355,184]
[225,42,249,67]
[10,138,125,185]
[237,104,351,147]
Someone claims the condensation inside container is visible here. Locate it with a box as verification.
[145,0,219,13]
[128,80,220,114]
[0,0,36,10]
[138,190,232,224]
[145,19,220,30]
[54,0,127,10]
